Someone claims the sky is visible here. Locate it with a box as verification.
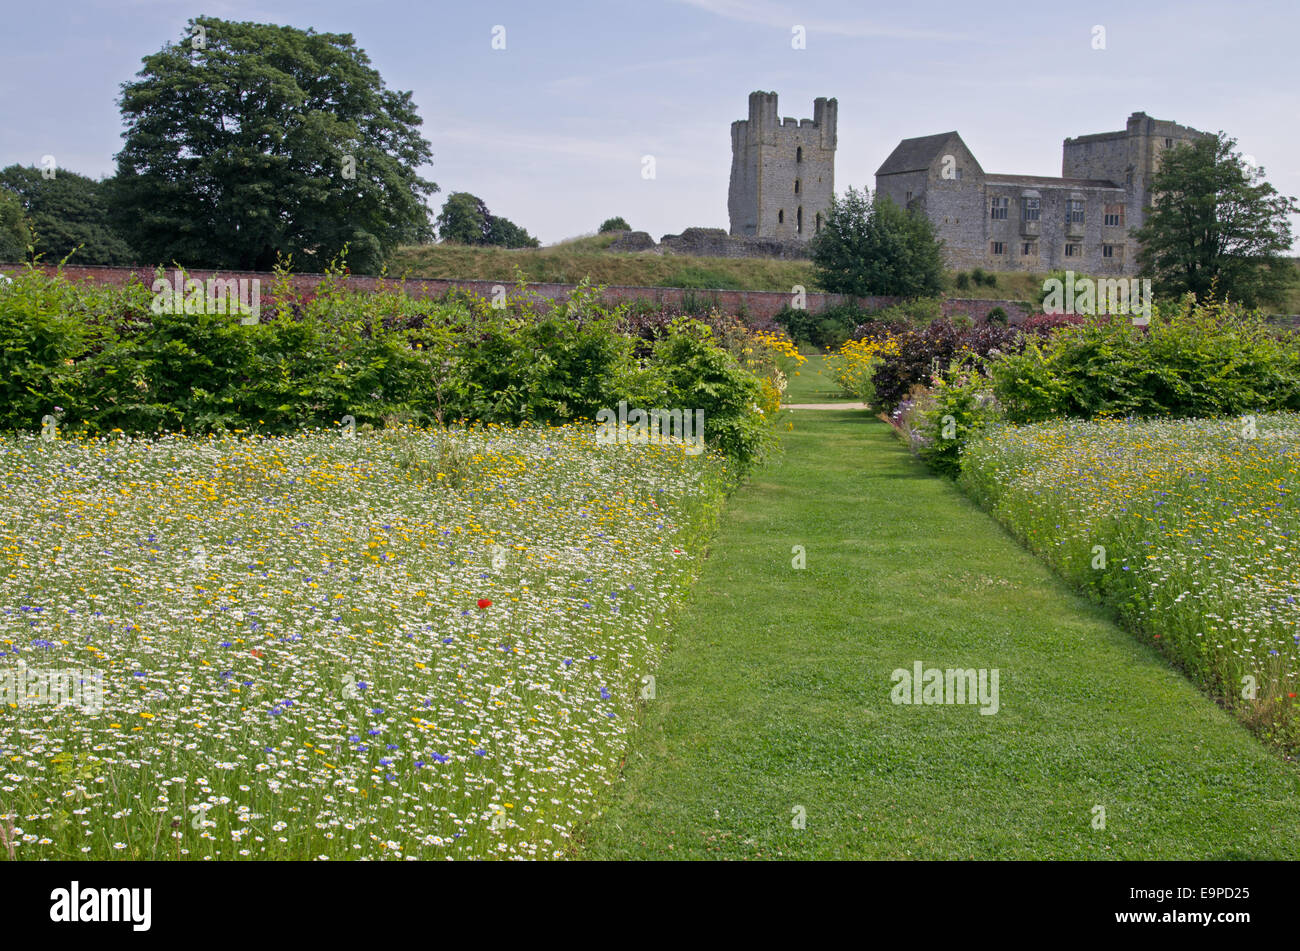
[0,0,1295,246]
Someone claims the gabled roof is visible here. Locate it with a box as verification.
[876,131,961,176]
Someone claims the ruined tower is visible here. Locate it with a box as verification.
[728,91,837,241]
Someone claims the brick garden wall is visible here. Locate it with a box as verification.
[0,263,1036,325]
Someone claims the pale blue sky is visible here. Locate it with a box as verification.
[0,0,1295,246]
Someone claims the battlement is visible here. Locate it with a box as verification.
[1064,111,1204,147]
[728,91,838,241]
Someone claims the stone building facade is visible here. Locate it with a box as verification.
[728,91,837,242]
[875,112,1206,275]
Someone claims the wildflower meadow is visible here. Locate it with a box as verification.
[0,423,729,859]
[960,414,1300,749]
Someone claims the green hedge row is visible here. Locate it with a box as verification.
[0,268,775,464]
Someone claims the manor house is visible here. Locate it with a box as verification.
[875,112,1206,275]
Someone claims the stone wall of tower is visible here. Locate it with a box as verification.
[729,91,836,241]
[1062,112,1206,234]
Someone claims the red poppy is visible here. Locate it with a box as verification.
[250,649,264,658]
[477,598,492,610]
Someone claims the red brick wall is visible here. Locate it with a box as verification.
[0,263,1034,324]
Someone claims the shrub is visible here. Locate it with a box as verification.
[865,297,942,326]
[989,297,1300,423]
[598,217,631,233]
[649,319,772,464]
[907,360,1003,477]
[986,306,1008,325]
[0,268,128,432]
[774,301,870,350]
[0,268,780,466]
[825,335,898,403]
[954,272,971,291]
[869,319,1027,411]
[450,310,637,424]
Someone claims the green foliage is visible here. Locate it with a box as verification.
[0,268,110,432]
[436,192,538,248]
[989,297,1300,423]
[954,272,970,290]
[110,16,436,272]
[0,166,135,266]
[1133,132,1299,308]
[0,269,774,465]
[906,360,1002,477]
[986,306,1008,325]
[647,319,772,464]
[436,193,489,245]
[449,296,637,423]
[812,187,945,297]
[488,218,539,249]
[598,217,631,233]
[867,297,943,326]
[0,188,30,261]
[774,301,871,350]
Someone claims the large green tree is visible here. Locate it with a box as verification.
[0,166,134,265]
[811,187,944,298]
[1133,132,1298,308]
[436,192,538,248]
[110,16,437,273]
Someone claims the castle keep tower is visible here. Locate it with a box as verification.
[1061,111,1206,236]
[729,91,837,241]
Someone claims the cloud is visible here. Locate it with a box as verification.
[673,0,970,41]
[545,54,718,93]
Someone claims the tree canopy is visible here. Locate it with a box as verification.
[436,192,539,248]
[0,166,134,265]
[811,187,945,298]
[1133,132,1298,308]
[110,16,437,272]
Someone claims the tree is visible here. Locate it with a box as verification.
[486,215,539,249]
[598,217,630,233]
[811,187,944,298]
[436,193,490,244]
[1133,132,1298,308]
[109,16,437,273]
[0,166,134,265]
[0,188,30,262]
[436,192,538,248]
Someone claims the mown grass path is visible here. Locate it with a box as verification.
[575,357,1300,859]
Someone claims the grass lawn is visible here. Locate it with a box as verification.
[574,356,1300,859]
[783,354,845,403]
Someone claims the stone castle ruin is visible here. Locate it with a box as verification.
[875,111,1206,275]
[728,91,838,241]
[611,94,1206,274]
